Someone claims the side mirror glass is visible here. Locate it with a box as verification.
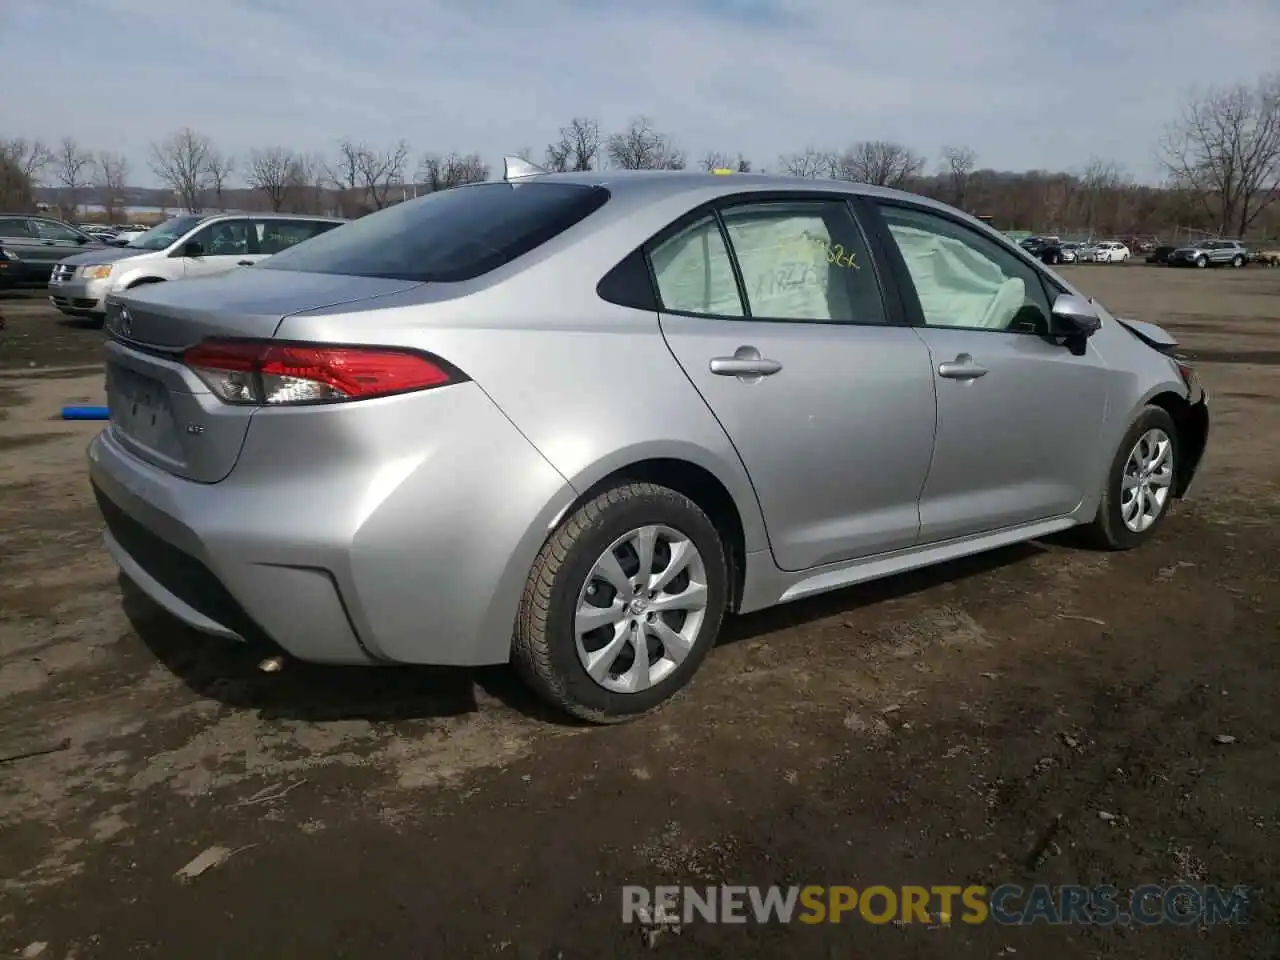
[1051,293,1101,338]
[183,241,205,258]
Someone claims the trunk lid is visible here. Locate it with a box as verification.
[104,270,422,483]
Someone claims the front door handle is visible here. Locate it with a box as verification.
[937,353,988,380]
[710,345,782,379]
[237,260,254,266]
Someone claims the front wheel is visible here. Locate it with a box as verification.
[1084,406,1179,550]
[1195,255,1208,268]
[512,482,729,723]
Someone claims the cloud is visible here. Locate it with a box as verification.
[5,0,1278,185]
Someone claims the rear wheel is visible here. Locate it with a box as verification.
[512,482,728,723]
[1084,406,1178,550]
[1231,254,1245,268]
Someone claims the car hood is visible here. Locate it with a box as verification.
[57,246,153,267]
[1116,317,1178,354]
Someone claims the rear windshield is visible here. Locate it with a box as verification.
[258,182,610,283]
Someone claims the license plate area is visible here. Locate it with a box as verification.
[106,364,182,458]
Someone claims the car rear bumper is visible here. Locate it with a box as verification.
[88,382,577,667]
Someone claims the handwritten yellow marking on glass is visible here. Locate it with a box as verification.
[776,233,860,269]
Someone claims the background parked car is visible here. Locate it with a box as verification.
[1059,242,1081,263]
[49,212,345,321]
[1092,240,1131,263]
[0,214,105,284]
[1147,245,1177,264]
[1168,239,1249,268]
[1020,236,1067,265]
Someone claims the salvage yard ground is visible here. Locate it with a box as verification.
[1,265,1278,959]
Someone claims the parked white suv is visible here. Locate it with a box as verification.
[1092,240,1131,263]
[48,213,345,321]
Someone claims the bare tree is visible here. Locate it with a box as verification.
[1159,73,1280,237]
[700,151,752,173]
[606,117,685,170]
[418,152,489,192]
[149,128,214,212]
[0,138,53,187]
[940,145,978,209]
[205,148,234,210]
[349,139,410,210]
[0,152,34,211]
[53,137,94,219]
[544,117,601,173]
[831,140,925,188]
[776,147,833,178]
[92,151,130,224]
[247,147,305,211]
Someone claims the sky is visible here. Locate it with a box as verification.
[4,0,1278,188]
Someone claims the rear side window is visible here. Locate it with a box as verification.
[256,219,340,255]
[259,183,610,283]
[0,219,32,239]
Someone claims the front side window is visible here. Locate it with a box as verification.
[719,200,886,324]
[648,216,743,317]
[30,219,82,242]
[259,182,609,283]
[879,204,1052,334]
[187,220,252,256]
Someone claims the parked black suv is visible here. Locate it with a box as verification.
[0,214,105,285]
[1020,235,1067,265]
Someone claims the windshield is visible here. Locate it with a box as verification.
[258,182,611,283]
[125,215,205,250]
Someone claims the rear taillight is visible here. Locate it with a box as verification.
[183,339,462,405]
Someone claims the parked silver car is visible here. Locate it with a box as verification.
[49,213,345,321]
[89,164,1209,723]
[1167,239,1249,269]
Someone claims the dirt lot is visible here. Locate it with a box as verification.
[1,267,1278,959]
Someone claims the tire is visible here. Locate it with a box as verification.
[1195,255,1208,268]
[512,481,729,723]
[1084,406,1179,551]
[1231,254,1245,268]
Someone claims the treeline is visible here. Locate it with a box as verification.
[2,73,1277,240]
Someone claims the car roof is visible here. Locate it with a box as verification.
[480,169,1001,234]
[532,168,915,200]
[198,212,345,223]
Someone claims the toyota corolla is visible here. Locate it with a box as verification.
[90,162,1209,723]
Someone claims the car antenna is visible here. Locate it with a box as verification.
[503,156,547,182]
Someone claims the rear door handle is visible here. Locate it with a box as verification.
[937,353,988,380]
[710,345,782,379]
[710,358,782,376]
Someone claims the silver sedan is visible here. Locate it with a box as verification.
[89,163,1210,722]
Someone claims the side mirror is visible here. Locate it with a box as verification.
[183,241,205,258]
[75,235,89,244]
[1050,293,1101,338]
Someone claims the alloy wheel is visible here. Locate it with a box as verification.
[574,525,709,694]
[1121,428,1174,533]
